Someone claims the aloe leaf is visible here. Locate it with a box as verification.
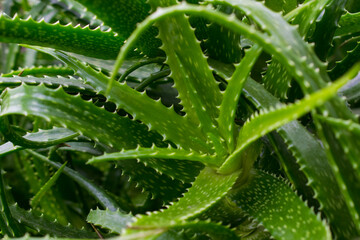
[57,141,103,156]
[329,41,360,80]
[205,5,241,64]
[31,162,67,207]
[0,83,164,149]
[286,0,332,37]
[0,172,24,237]
[265,0,297,13]
[309,0,347,61]
[26,150,120,211]
[116,159,190,202]
[157,220,240,240]
[74,0,161,57]
[200,2,360,226]
[86,209,133,234]
[230,170,331,240]
[9,205,97,238]
[219,63,357,174]
[339,72,360,101]
[28,46,209,152]
[2,43,19,74]
[0,128,77,157]
[119,57,165,82]
[1,66,74,77]
[114,1,223,127]
[335,11,360,36]
[262,61,292,100]
[0,13,123,59]
[51,0,104,29]
[123,167,240,236]
[0,118,79,148]
[88,146,218,167]
[0,142,21,157]
[218,45,262,152]
[0,75,95,93]
[211,56,359,237]
[317,115,360,136]
[139,158,204,184]
[3,236,93,240]
[0,84,192,202]
[242,79,359,239]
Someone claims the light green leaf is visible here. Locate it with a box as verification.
[230,170,331,240]
[0,13,123,59]
[219,62,359,174]
[88,145,219,167]
[123,167,240,236]
[31,162,67,207]
[28,46,210,152]
[218,45,262,152]
[87,209,133,234]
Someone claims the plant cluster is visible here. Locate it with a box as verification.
[0,0,360,239]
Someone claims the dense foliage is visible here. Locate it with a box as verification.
[0,0,360,239]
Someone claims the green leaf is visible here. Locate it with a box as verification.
[136,158,203,184]
[286,0,332,37]
[309,0,347,61]
[0,117,80,148]
[218,45,262,152]
[0,13,123,59]
[88,145,219,167]
[242,79,359,239]
[1,66,74,77]
[0,83,164,150]
[29,46,209,152]
[124,167,240,236]
[335,11,360,36]
[265,0,297,13]
[230,170,331,240]
[86,209,133,234]
[116,159,190,202]
[262,61,292,100]
[0,172,24,237]
[114,1,223,128]
[219,62,357,174]
[339,73,360,101]
[26,150,120,211]
[74,0,161,57]
[9,205,97,238]
[30,162,67,207]
[159,220,240,240]
[0,75,95,94]
[205,5,241,64]
[329,41,360,80]
[0,128,78,157]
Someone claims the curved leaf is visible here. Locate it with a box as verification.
[219,63,357,174]
[88,146,219,166]
[123,167,240,236]
[0,13,123,59]
[218,45,262,152]
[87,209,133,234]
[29,47,209,152]
[1,66,74,77]
[0,83,164,149]
[26,150,120,211]
[230,170,331,240]
[9,205,97,238]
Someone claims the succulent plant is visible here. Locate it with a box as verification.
[0,0,360,239]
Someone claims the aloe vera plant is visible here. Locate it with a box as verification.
[0,0,360,239]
